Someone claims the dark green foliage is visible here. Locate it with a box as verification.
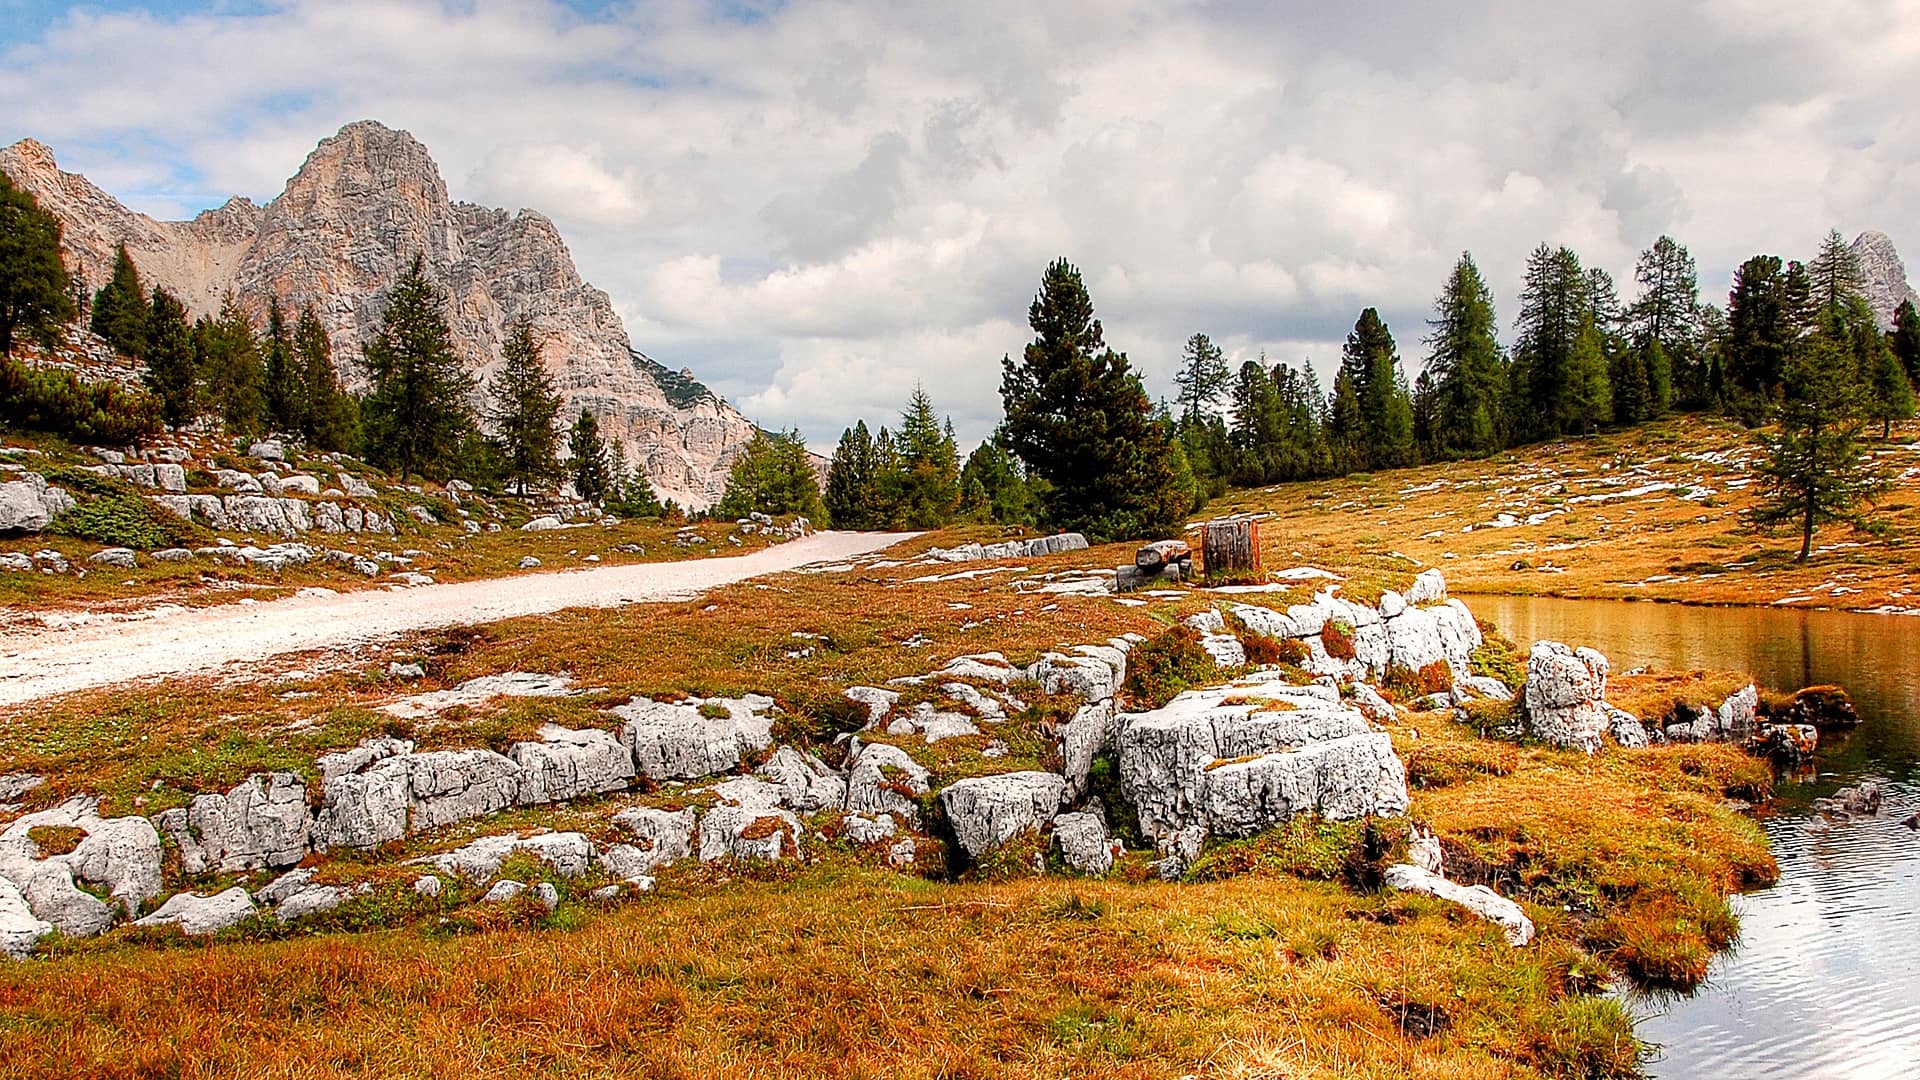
[1866,315,1916,437]
[359,255,476,481]
[999,258,1190,542]
[1892,299,1920,388]
[715,428,824,520]
[89,244,147,358]
[1334,308,1416,470]
[823,419,880,528]
[958,434,1036,526]
[142,288,197,427]
[294,308,354,452]
[486,320,563,496]
[1173,331,1229,427]
[1426,252,1507,457]
[47,471,193,548]
[0,354,161,443]
[1751,334,1889,561]
[604,446,664,519]
[261,300,302,433]
[567,407,614,503]
[1725,255,1794,403]
[1627,236,1698,413]
[1120,625,1215,710]
[1512,244,1610,439]
[0,170,76,357]
[893,386,961,527]
[193,294,267,437]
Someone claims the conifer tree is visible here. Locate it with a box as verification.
[1891,299,1920,388]
[360,255,475,481]
[90,244,148,357]
[486,320,564,496]
[1627,236,1699,413]
[0,170,76,357]
[294,307,353,451]
[1336,308,1414,468]
[1425,252,1506,457]
[1173,331,1230,426]
[999,258,1188,540]
[1327,368,1365,474]
[1512,244,1592,440]
[1807,229,1866,319]
[1867,335,1915,438]
[143,288,196,427]
[567,407,613,503]
[824,420,879,528]
[715,429,824,520]
[194,293,267,436]
[1752,335,1888,561]
[604,439,664,518]
[894,385,961,527]
[1228,359,1281,484]
[262,300,303,432]
[959,434,1035,525]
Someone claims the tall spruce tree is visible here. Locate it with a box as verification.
[1627,236,1700,412]
[194,293,267,436]
[1173,332,1230,426]
[567,407,613,503]
[1228,358,1281,484]
[486,320,564,496]
[824,420,880,529]
[360,255,475,481]
[715,428,824,520]
[894,385,961,527]
[999,258,1189,540]
[90,244,148,358]
[1891,299,1920,388]
[1426,252,1506,457]
[1326,368,1364,474]
[1807,229,1867,319]
[143,288,196,426]
[1346,308,1416,469]
[0,170,76,357]
[959,434,1036,525]
[1725,255,1793,402]
[294,307,353,451]
[262,300,303,433]
[1512,244,1592,440]
[1752,334,1888,561]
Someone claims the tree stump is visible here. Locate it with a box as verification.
[1202,518,1261,582]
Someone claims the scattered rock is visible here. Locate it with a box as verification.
[0,879,53,959]
[509,725,635,804]
[938,772,1067,860]
[844,742,931,820]
[413,875,443,898]
[615,695,777,781]
[155,771,312,873]
[134,887,257,936]
[418,832,595,880]
[1816,781,1883,819]
[1521,642,1612,752]
[0,473,76,533]
[1051,812,1117,876]
[518,556,541,569]
[605,807,697,876]
[1384,864,1534,946]
[532,882,560,911]
[87,547,137,569]
[843,686,900,727]
[482,880,526,904]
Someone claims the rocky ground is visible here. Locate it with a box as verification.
[0,526,1796,1079]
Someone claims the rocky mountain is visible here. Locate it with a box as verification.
[1850,230,1919,331]
[0,122,756,510]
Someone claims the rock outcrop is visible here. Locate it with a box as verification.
[0,123,762,509]
[1851,230,1920,331]
[1521,642,1613,752]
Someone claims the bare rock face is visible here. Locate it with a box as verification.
[0,123,760,509]
[1851,231,1919,331]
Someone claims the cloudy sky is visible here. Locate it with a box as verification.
[4,0,1917,448]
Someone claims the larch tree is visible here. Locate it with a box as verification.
[486,319,564,496]
[715,429,824,521]
[1627,236,1700,411]
[0,169,76,357]
[1426,252,1506,458]
[294,307,354,451]
[999,258,1189,541]
[1752,334,1888,561]
[360,255,475,481]
[1173,331,1230,427]
[567,407,614,504]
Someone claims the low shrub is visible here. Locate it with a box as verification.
[49,492,194,549]
[1239,628,1304,667]
[1120,625,1215,709]
[0,356,162,445]
[1321,618,1357,661]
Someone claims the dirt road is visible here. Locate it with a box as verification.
[0,531,916,708]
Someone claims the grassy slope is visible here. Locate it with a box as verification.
[0,541,1778,1078]
[1204,415,1920,611]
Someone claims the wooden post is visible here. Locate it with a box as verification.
[1202,517,1261,582]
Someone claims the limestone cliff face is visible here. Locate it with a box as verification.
[1851,230,1919,332]
[0,122,755,509]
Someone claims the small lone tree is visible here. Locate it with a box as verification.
[1751,337,1889,561]
[894,385,961,528]
[360,255,475,481]
[487,320,563,495]
[1173,331,1230,427]
[567,407,614,503]
[715,429,824,520]
[0,170,76,357]
[143,288,197,426]
[999,258,1189,541]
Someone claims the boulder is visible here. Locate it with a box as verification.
[936,654,1022,686]
[248,439,285,461]
[1136,539,1191,569]
[1522,642,1612,752]
[88,547,137,569]
[1199,735,1411,838]
[280,474,321,496]
[157,771,312,873]
[509,725,635,804]
[844,742,931,820]
[1716,684,1759,736]
[698,802,802,862]
[404,749,525,831]
[1028,650,1123,704]
[1051,812,1117,876]
[309,739,522,850]
[756,746,847,812]
[1405,569,1448,606]
[1776,685,1858,728]
[938,772,1067,860]
[532,883,560,911]
[255,868,317,906]
[1059,700,1114,801]
[276,884,350,922]
[418,832,594,880]
[341,474,376,498]
[0,879,52,959]
[604,807,697,877]
[20,862,115,938]
[521,516,564,532]
[0,474,75,533]
[1384,864,1534,946]
[1453,676,1514,703]
[152,464,187,493]
[1604,705,1651,749]
[615,695,778,781]
[134,887,256,936]
[844,686,899,726]
[482,880,527,904]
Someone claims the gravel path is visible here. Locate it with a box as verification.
[0,530,916,709]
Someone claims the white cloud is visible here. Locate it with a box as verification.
[4,0,1919,450]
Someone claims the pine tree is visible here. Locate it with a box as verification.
[1566,317,1613,434]
[1174,331,1230,426]
[999,258,1188,540]
[194,293,267,436]
[604,440,664,518]
[0,170,76,357]
[1627,236,1700,413]
[1425,252,1506,457]
[1891,299,1920,388]
[1725,255,1795,404]
[1327,368,1364,474]
[1867,333,1915,438]
[1807,229,1866,319]
[1227,358,1281,484]
[1411,370,1441,459]
[486,320,564,496]
[143,288,196,427]
[567,407,613,503]
[715,429,824,520]
[1512,244,1593,440]
[294,307,354,451]
[894,385,961,527]
[1752,335,1889,561]
[262,300,303,433]
[90,244,148,358]
[960,434,1036,525]
[824,420,879,529]
[360,255,475,481]
[1273,362,1330,480]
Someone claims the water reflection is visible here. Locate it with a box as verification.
[1465,597,1920,1080]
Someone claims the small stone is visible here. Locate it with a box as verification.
[532,883,560,911]
[413,875,443,898]
[519,556,541,569]
[482,880,526,904]
[87,548,137,569]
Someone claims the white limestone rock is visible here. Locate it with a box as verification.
[509,725,636,805]
[403,749,525,832]
[614,695,778,780]
[844,686,900,727]
[1522,642,1612,752]
[606,807,696,875]
[158,771,312,874]
[844,742,931,820]
[1385,863,1534,946]
[0,473,76,533]
[21,862,114,938]
[135,886,257,936]
[698,802,802,863]
[0,800,165,918]
[938,772,1067,860]
[1199,735,1411,838]
[1059,700,1114,801]
[1405,569,1448,606]
[0,879,53,958]
[1453,676,1514,703]
[1051,812,1117,876]
[418,832,594,880]
[756,746,847,812]
[482,880,527,904]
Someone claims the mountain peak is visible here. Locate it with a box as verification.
[1850,230,1918,330]
[1,137,59,176]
